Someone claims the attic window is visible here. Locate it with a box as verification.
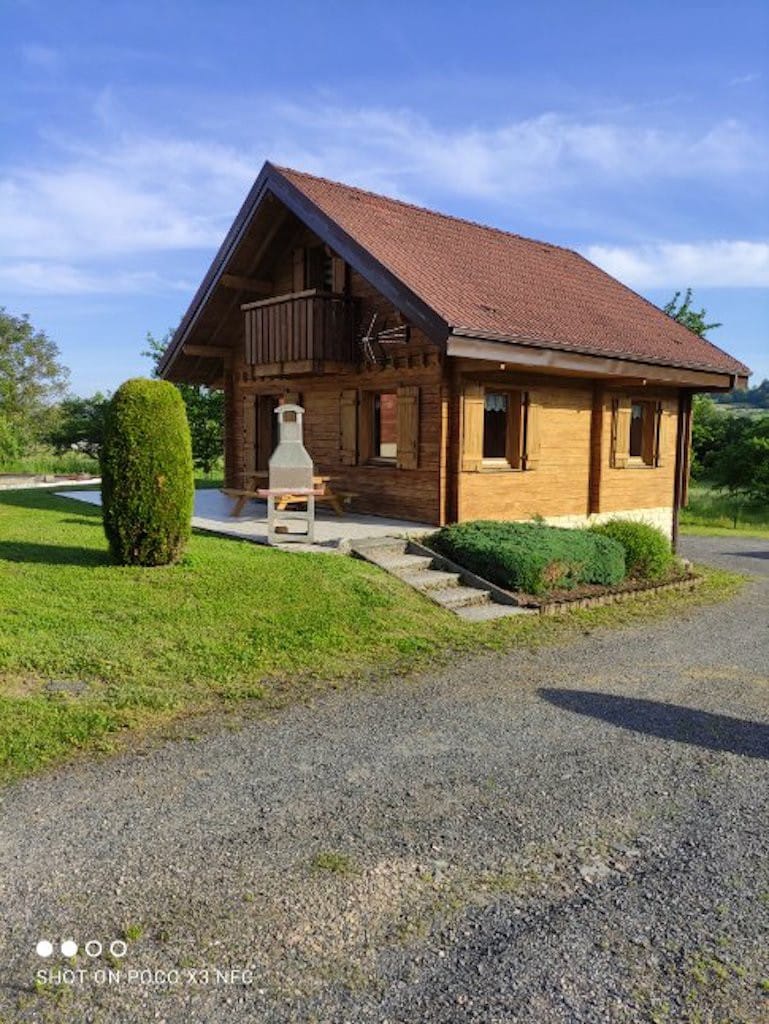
[305,245,334,291]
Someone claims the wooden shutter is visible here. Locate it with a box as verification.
[653,401,665,467]
[522,390,542,469]
[358,392,373,463]
[292,247,305,291]
[339,388,358,465]
[242,394,257,478]
[611,397,631,468]
[462,382,484,471]
[331,255,346,294]
[397,386,420,470]
[506,391,525,469]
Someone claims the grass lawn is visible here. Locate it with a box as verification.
[681,482,769,539]
[0,488,744,784]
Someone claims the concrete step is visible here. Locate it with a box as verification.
[350,536,534,621]
[455,602,530,622]
[350,538,408,560]
[400,569,463,591]
[429,585,492,609]
[375,553,435,574]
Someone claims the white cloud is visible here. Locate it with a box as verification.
[582,241,769,288]
[268,106,765,198]
[0,135,255,263]
[0,100,766,296]
[0,261,193,295]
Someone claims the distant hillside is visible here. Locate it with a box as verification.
[715,378,769,409]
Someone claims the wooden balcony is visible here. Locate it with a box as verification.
[242,289,356,372]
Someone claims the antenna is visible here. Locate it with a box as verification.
[359,314,411,366]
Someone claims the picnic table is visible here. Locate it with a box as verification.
[223,472,356,517]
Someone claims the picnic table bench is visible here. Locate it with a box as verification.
[223,473,357,518]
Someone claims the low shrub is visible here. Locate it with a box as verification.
[589,518,673,581]
[101,378,194,566]
[429,520,626,595]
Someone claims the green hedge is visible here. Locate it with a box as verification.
[430,520,626,595]
[101,378,194,566]
[589,518,673,581]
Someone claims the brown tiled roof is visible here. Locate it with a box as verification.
[276,165,749,376]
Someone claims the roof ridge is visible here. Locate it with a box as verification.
[271,162,577,256]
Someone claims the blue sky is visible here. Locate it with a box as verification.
[1,0,767,395]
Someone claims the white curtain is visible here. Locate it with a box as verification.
[485,393,508,412]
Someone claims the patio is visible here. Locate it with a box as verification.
[57,488,433,554]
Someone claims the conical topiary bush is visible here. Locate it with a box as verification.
[101,378,194,566]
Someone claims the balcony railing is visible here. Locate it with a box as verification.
[243,289,356,368]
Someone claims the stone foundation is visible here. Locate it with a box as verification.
[536,506,674,540]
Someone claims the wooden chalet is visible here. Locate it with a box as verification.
[159,162,750,545]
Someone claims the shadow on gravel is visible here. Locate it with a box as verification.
[724,550,769,561]
[539,689,769,760]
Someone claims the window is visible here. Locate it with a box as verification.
[305,245,334,291]
[630,400,658,465]
[483,392,509,460]
[373,391,398,460]
[340,387,420,468]
[481,390,524,467]
[629,402,645,458]
[462,384,538,472]
[611,397,662,468]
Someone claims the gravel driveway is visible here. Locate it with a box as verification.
[1,535,767,1023]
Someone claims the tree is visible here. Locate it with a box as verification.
[0,412,21,464]
[663,288,721,337]
[142,330,224,475]
[0,308,69,454]
[101,378,194,566]
[708,413,769,517]
[690,394,727,478]
[46,392,111,457]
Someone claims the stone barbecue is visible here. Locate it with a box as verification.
[260,404,317,543]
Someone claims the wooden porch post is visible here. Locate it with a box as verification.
[672,389,693,552]
[588,383,605,516]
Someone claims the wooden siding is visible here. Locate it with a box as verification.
[457,375,681,522]
[458,380,593,521]
[598,390,678,513]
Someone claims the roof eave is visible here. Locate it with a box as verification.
[447,329,750,390]
[158,162,275,378]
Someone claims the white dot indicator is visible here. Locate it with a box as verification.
[61,940,78,958]
[36,940,53,958]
